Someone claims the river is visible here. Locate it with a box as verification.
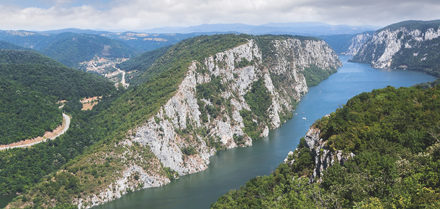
[86,56,436,208]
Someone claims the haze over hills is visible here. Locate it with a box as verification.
[143,22,377,36]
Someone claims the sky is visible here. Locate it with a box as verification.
[1,0,440,31]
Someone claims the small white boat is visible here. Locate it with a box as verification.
[302,117,307,120]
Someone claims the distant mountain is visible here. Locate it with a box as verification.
[101,32,205,52]
[351,20,440,77]
[0,40,24,50]
[144,22,377,36]
[41,32,137,68]
[320,34,357,54]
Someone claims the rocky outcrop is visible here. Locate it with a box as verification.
[285,126,354,182]
[351,20,440,76]
[343,32,373,56]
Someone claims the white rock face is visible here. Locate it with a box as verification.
[74,37,341,208]
[344,32,373,56]
[353,25,440,69]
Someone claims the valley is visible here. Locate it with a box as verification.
[0,14,439,209]
[96,56,436,209]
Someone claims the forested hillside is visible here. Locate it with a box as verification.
[213,85,440,208]
[0,78,62,144]
[0,50,114,100]
[0,48,118,206]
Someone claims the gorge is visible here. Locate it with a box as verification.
[96,56,435,209]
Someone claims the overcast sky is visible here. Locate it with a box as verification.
[1,0,440,31]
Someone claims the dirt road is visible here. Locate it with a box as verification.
[0,113,71,151]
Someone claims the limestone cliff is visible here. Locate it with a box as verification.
[351,20,440,76]
[130,38,340,178]
[8,35,341,209]
[343,32,373,56]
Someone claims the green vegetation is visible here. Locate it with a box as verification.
[4,35,250,208]
[390,38,440,77]
[0,50,113,100]
[302,65,337,87]
[3,34,338,208]
[117,46,170,84]
[244,79,272,119]
[240,79,272,139]
[213,85,440,208]
[196,76,225,120]
[0,49,117,201]
[0,78,62,144]
[42,33,137,68]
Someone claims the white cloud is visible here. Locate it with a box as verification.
[1,0,440,31]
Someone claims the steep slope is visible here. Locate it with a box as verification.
[352,20,440,76]
[213,85,440,208]
[0,78,62,144]
[42,33,137,68]
[0,50,114,100]
[7,34,340,209]
[343,31,373,55]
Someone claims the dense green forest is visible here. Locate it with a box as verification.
[0,48,117,205]
[0,50,114,100]
[0,89,122,196]
[41,33,138,68]
[0,78,62,144]
[213,85,440,208]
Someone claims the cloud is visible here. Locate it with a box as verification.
[0,0,440,31]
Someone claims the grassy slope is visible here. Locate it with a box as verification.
[213,85,440,208]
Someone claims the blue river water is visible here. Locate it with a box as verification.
[96,56,436,209]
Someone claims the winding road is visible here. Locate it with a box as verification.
[0,113,71,151]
